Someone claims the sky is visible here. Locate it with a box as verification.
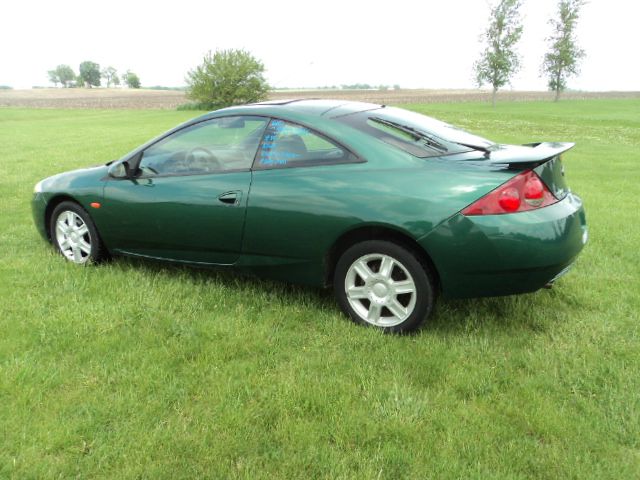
[1,0,638,91]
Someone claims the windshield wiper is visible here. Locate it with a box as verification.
[452,141,493,157]
[370,117,448,152]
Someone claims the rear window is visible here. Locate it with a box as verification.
[337,107,495,158]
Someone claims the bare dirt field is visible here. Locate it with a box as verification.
[1,87,638,109]
[269,89,640,105]
[0,88,187,109]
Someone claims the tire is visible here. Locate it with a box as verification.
[50,201,106,265]
[333,240,435,333]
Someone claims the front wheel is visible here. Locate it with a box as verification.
[333,240,435,333]
[50,201,105,264]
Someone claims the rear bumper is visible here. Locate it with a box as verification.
[418,192,587,298]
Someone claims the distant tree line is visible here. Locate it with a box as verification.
[275,84,402,91]
[48,62,141,89]
[339,83,401,91]
[142,85,186,91]
[475,0,586,105]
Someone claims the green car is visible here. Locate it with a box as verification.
[32,99,587,332]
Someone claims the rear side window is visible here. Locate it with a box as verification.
[365,118,447,157]
[337,107,495,158]
[255,119,357,169]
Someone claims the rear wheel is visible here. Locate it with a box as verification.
[50,201,105,264]
[334,240,435,333]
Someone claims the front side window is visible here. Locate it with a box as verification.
[138,116,268,176]
[255,119,355,169]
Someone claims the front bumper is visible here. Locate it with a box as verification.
[419,192,587,298]
[31,192,49,241]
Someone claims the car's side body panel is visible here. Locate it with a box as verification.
[238,157,519,286]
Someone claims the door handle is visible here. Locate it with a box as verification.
[218,191,242,206]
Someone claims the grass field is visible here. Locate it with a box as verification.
[1,99,639,478]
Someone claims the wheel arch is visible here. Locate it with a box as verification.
[324,224,441,291]
[44,194,84,242]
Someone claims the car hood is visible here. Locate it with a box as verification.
[36,163,109,192]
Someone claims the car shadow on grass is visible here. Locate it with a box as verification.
[104,255,579,337]
[428,283,584,336]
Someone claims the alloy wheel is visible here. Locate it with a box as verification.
[55,210,92,264]
[344,253,417,327]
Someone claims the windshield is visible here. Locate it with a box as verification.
[337,106,495,158]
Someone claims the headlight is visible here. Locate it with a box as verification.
[34,180,44,193]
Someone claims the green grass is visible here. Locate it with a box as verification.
[1,100,639,479]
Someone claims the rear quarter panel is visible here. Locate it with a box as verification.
[240,157,516,286]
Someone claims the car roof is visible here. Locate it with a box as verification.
[203,99,382,120]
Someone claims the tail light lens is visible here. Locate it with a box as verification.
[462,170,558,216]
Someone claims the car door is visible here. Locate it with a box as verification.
[102,116,268,264]
[242,119,363,283]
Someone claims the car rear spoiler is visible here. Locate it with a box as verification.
[487,142,575,166]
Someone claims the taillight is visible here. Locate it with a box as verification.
[498,187,520,212]
[462,170,558,216]
[523,175,544,206]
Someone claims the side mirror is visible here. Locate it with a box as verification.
[108,162,129,178]
[108,152,142,179]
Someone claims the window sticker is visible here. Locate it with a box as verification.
[259,120,300,166]
[257,120,348,168]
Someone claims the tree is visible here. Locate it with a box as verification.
[186,49,269,108]
[542,0,586,101]
[57,65,75,87]
[47,65,75,88]
[48,70,59,87]
[101,66,118,88]
[122,70,141,89]
[474,0,523,107]
[78,61,101,88]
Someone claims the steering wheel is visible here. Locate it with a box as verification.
[186,147,223,171]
